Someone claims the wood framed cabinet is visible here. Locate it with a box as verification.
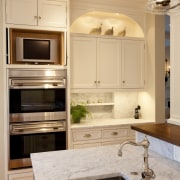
[5,0,67,28]
[70,35,121,89]
[70,34,145,90]
[71,125,135,149]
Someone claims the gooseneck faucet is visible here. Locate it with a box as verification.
[118,136,155,180]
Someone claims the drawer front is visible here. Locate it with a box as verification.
[72,130,101,141]
[102,128,128,139]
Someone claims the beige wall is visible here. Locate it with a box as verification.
[138,14,165,122]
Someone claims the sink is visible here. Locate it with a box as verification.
[97,176,126,180]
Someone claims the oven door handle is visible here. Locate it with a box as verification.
[9,79,66,89]
[10,121,66,135]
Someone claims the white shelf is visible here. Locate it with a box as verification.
[85,103,114,106]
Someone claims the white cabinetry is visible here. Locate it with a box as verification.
[71,125,135,149]
[70,36,97,88]
[9,171,34,180]
[122,39,145,88]
[70,34,145,89]
[70,35,120,89]
[97,38,121,89]
[6,0,67,28]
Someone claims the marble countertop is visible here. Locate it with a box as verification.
[71,118,154,129]
[31,144,180,180]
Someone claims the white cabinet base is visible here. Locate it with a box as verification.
[71,125,135,149]
[8,169,33,180]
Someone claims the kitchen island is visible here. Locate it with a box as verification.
[31,143,180,180]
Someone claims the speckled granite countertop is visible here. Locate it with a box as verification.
[31,144,180,180]
[71,118,154,129]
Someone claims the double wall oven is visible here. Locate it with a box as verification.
[8,69,67,169]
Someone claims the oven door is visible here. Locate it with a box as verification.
[9,78,66,122]
[9,121,66,169]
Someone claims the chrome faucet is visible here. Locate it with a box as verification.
[118,136,156,180]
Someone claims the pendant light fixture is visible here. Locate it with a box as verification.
[146,0,180,15]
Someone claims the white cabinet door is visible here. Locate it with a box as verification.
[6,0,37,25]
[70,36,97,88]
[71,35,145,89]
[38,0,67,28]
[9,172,34,180]
[6,0,67,28]
[121,39,145,88]
[97,38,121,89]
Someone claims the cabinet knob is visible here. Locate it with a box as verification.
[84,134,91,138]
[98,81,100,84]
[94,81,97,84]
[38,16,42,19]
[112,132,118,136]
[34,16,38,19]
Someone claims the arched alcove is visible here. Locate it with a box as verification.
[70,11,144,38]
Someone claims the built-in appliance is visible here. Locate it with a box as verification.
[16,37,58,63]
[8,69,67,169]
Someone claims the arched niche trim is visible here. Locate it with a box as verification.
[70,11,144,38]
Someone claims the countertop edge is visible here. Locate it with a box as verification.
[131,123,180,146]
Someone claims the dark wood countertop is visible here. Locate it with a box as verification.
[131,123,180,146]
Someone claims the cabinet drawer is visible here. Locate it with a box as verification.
[72,130,101,141]
[9,172,34,180]
[102,128,128,139]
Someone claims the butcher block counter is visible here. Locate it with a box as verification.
[131,123,180,146]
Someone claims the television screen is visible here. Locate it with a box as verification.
[23,39,50,60]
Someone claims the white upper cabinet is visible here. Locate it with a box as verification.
[6,0,67,28]
[71,34,145,90]
[97,38,121,89]
[6,0,37,25]
[121,39,145,88]
[70,35,120,89]
[70,36,97,88]
[38,0,67,27]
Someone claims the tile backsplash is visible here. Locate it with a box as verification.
[71,92,139,119]
[113,92,139,119]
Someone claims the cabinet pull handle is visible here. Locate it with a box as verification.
[112,132,118,136]
[122,80,125,83]
[84,134,91,138]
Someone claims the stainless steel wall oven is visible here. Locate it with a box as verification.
[8,69,67,169]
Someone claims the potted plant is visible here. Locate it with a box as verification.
[70,104,89,123]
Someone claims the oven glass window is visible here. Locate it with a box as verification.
[10,131,66,159]
[10,89,66,113]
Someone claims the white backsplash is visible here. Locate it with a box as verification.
[71,92,139,119]
[113,92,139,118]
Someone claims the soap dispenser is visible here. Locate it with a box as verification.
[134,105,141,119]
